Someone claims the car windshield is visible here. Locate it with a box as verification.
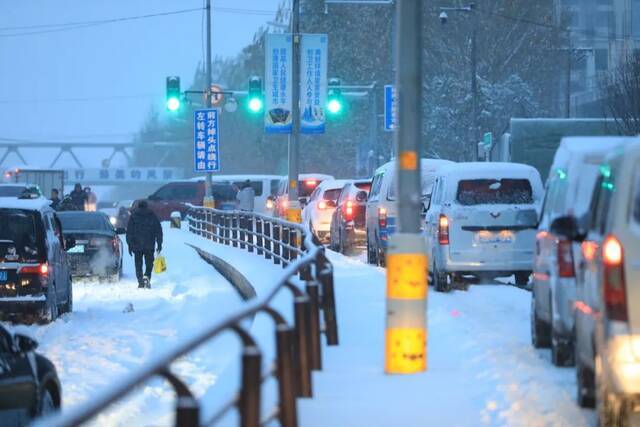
[58,212,111,231]
[0,186,26,197]
[456,179,534,205]
[323,188,342,201]
[0,209,43,262]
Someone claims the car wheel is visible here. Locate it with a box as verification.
[530,293,550,348]
[44,287,58,323]
[367,239,377,265]
[38,389,56,416]
[550,299,574,366]
[576,357,595,408]
[61,279,73,314]
[515,272,530,288]
[433,264,451,293]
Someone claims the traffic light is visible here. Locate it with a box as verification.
[327,78,344,116]
[166,76,181,111]
[247,76,264,113]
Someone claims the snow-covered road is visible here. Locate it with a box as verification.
[298,252,597,427]
[3,225,245,426]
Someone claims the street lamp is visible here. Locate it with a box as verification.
[439,3,478,161]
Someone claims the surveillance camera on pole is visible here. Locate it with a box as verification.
[439,11,448,24]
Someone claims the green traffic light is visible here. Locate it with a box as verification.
[327,98,342,115]
[167,97,180,112]
[248,97,263,113]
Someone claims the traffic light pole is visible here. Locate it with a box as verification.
[384,0,428,374]
[203,0,215,208]
[286,0,302,223]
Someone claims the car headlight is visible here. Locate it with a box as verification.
[109,216,117,225]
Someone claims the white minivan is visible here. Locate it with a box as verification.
[531,137,631,367]
[426,162,543,292]
[365,158,454,266]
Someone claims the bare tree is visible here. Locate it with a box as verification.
[601,51,640,136]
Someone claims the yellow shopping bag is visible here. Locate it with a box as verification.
[154,255,167,274]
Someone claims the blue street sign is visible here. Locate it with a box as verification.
[194,109,220,172]
[384,84,398,131]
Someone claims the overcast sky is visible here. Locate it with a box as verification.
[0,0,281,147]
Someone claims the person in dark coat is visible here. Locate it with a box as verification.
[69,183,87,211]
[49,189,61,210]
[126,200,163,288]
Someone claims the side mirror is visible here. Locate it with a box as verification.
[550,215,585,242]
[355,191,368,203]
[116,227,126,235]
[14,333,38,352]
[64,236,76,250]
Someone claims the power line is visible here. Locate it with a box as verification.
[0,6,282,38]
[0,8,204,37]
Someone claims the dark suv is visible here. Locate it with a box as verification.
[0,198,74,322]
[329,180,371,255]
[0,324,61,425]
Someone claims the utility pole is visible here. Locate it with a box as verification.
[203,0,215,208]
[471,10,478,161]
[287,0,302,222]
[384,0,428,375]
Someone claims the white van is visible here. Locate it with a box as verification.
[194,175,283,215]
[531,137,632,367]
[365,158,454,266]
[426,162,543,292]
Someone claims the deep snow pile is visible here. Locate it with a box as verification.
[3,224,246,426]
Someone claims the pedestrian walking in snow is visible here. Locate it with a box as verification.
[236,180,255,212]
[126,200,163,288]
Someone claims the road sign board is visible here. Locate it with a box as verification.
[265,34,293,134]
[384,85,397,131]
[210,84,224,106]
[300,34,328,134]
[194,109,220,172]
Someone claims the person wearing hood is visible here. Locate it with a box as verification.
[69,183,87,211]
[126,200,163,288]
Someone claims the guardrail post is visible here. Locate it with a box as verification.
[273,224,281,265]
[275,324,298,427]
[256,218,263,255]
[293,295,312,397]
[239,214,247,250]
[232,214,239,248]
[317,253,339,346]
[206,210,212,240]
[240,346,261,427]
[224,215,230,245]
[299,236,312,281]
[264,221,272,260]
[305,282,322,371]
[282,226,290,268]
[210,212,217,243]
[289,229,298,262]
[246,216,254,253]
[160,369,200,427]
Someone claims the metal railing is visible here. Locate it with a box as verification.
[43,207,338,427]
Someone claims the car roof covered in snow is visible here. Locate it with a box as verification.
[550,136,639,174]
[439,162,543,185]
[189,174,284,182]
[374,158,454,175]
[0,197,52,211]
[317,179,353,191]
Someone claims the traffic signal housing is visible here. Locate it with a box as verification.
[166,76,181,111]
[327,78,344,116]
[247,76,264,113]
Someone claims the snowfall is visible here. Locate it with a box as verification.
[4,223,597,426]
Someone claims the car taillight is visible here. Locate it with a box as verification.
[344,200,355,221]
[21,263,49,276]
[602,235,627,322]
[557,239,575,278]
[266,199,274,210]
[305,180,317,187]
[112,238,119,252]
[438,214,450,245]
[318,201,328,210]
[378,207,387,228]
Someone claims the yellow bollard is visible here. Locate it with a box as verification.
[203,196,215,208]
[384,233,428,374]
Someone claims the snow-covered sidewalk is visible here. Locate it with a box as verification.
[3,225,246,425]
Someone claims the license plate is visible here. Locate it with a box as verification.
[68,245,85,254]
[0,271,6,282]
[476,231,514,244]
